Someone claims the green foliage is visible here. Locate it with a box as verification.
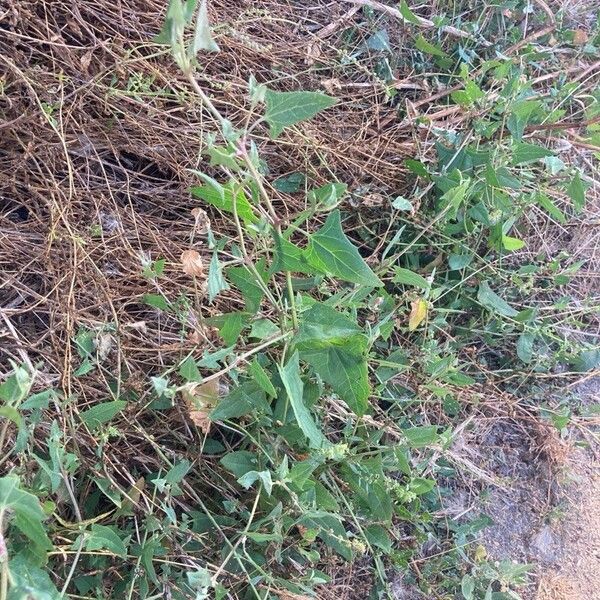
[305,210,382,287]
[263,89,336,138]
[278,351,326,448]
[4,5,597,600]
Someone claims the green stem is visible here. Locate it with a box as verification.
[185,69,299,330]
[0,511,8,600]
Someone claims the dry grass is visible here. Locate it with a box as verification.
[1,1,599,597]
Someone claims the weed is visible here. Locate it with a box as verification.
[0,1,598,599]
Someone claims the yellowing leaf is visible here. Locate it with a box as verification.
[121,477,145,512]
[408,298,428,331]
[573,29,588,46]
[181,250,204,278]
[182,379,219,433]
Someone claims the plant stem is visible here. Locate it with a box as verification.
[185,69,299,330]
[0,511,7,600]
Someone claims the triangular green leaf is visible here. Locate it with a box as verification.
[0,476,52,557]
[295,304,370,415]
[477,281,518,317]
[80,400,127,430]
[272,230,318,275]
[210,381,270,420]
[399,0,421,24]
[306,210,382,287]
[85,524,128,558]
[393,267,429,289]
[415,34,448,58]
[190,0,219,55]
[264,89,336,138]
[511,142,554,165]
[567,171,586,213]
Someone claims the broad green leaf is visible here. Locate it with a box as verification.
[340,464,392,522]
[190,0,219,55]
[165,460,191,485]
[295,304,370,415]
[477,281,518,317]
[264,89,336,138]
[0,364,31,404]
[0,476,52,557]
[272,231,317,275]
[410,477,436,495]
[393,267,429,289]
[297,512,351,560]
[448,254,473,270]
[451,66,484,107]
[226,260,268,314]
[308,182,348,208]
[461,574,475,600]
[517,332,535,363]
[440,179,470,218]
[273,172,306,193]
[0,406,22,428]
[220,451,258,478]
[502,235,525,251]
[191,184,257,224]
[366,29,391,52]
[85,524,128,558]
[567,171,586,213]
[295,303,364,346]
[207,252,229,302]
[143,293,170,311]
[288,459,320,489]
[301,345,369,415]
[205,311,245,345]
[404,158,429,178]
[534,192,567,224]
[507,100,541,140]
[415,34,448,58]
[278,352,326,449]
[399,0,421,24]
[248,318,279,340]
[186,568,211,598]
[485,165,521,189]
[210,381,270,420]
[8,554,60,599]
[154,0,195,45]
[365,524,392,553]
[570,348,600,372]
[247,359,277,398]
[237,470,273,495]
[80,400,127,430]
[179,356,202,382]
[511,142,554,165]
[206,144,240,171]
[392,196,413,211]
[306,210,382,287]
[402,425,439,448]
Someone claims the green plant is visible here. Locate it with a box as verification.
[1,2,598,599]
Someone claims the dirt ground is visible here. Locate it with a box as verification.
[441,378,600,600]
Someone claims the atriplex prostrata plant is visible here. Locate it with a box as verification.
[0,1,597,599]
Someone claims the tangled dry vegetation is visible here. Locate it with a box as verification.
[0,0,424,383]
[0,1,599,599]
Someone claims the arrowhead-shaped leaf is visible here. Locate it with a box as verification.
[264,89,336,138]
[295,304,370,415]
[477,281,518,317]
[306,210,382,287]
